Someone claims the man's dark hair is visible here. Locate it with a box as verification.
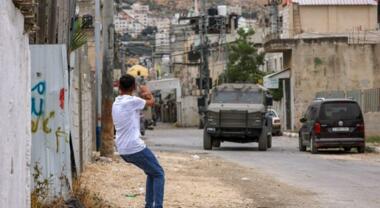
[119,74,136,91]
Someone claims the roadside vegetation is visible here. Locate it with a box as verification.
[367,136,380,144]
[31,174,111,208]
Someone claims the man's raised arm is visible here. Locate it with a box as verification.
[139,85,155,107]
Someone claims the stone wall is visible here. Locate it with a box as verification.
[364,112,380,137]
[0,1,31,207]
[291,38,380,136]
[179,96,200,127]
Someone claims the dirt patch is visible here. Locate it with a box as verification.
[80,151,318,208]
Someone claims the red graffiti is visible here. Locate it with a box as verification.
[59,88,64,110]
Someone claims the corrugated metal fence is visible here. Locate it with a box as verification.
[30,45,72,200]
[316,88,380,113]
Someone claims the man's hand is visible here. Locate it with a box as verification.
[140,85,152,99]
[139,85,155,107]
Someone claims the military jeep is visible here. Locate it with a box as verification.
[203,84,273,151]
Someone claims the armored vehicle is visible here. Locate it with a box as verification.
[203,84,273,151]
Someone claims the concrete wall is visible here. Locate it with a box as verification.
[300,6,378,33]
[179,96,200,127]
[291,39,380,135]
[174,64,200,127]
[0,1,31,207]
[282,4,378,37]
[70,46,95,174]
[364,112,380,137]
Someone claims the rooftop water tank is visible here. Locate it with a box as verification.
[217,5,227,17]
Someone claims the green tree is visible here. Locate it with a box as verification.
[69,18,87,53]
[224,28,264,84]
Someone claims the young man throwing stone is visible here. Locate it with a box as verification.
[112,74,165,208]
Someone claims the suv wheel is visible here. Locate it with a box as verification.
[310,136,318,154]
[258,130,268,151]
[203,129,213,150]
[357,146,365,153]
[344,147,351,152]
[299,135,306,152]
[199,119,204,129]
[212,139,221,148]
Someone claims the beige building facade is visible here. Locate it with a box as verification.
[281,0,378,38]
[265,37,380,135]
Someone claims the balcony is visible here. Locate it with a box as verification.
[12,0,37,33]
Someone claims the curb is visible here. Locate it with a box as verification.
[283,132,298,138]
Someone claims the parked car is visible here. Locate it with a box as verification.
[267,109,282,136]
[299,98,365,154]
[203,84,273,151]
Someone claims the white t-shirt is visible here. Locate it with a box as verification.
[112,95,146,155]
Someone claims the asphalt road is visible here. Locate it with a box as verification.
[145,126,380,208]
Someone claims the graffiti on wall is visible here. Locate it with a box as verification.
[31,80,68,152]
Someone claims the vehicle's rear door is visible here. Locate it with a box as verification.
[318,101,364,139]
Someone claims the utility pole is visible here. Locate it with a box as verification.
[36,0,47,43]
[121,44,126,75]
[220,15,228,83]
[95,0,102,150]
[199,0,210,126]
[47,0,57,44]
[100,0,115,157]
[169,21,173,75]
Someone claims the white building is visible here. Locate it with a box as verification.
[154,17,171,52]
[130,3,150,26]
[114,3,151,37]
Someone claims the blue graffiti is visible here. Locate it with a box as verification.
[32,81,46,95]
[32,98,44,116]
[31,81,46,116]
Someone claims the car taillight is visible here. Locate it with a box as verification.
[357,123,365,133]
[314,122,321,135]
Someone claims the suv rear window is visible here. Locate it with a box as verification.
[319,102,362,121]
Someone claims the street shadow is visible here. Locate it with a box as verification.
[214,146,259,152]
[314,149,361,155]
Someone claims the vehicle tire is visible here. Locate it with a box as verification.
[199,119,204,129]
[267,134,272,148]
[141,130,145,136]
[344,147,351,152]
[310,136,318,154]
[203,129,213,150]
[299,135,306,152]
[258,130,268,151]
[357,146,365,153]
[213,139,221,148]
